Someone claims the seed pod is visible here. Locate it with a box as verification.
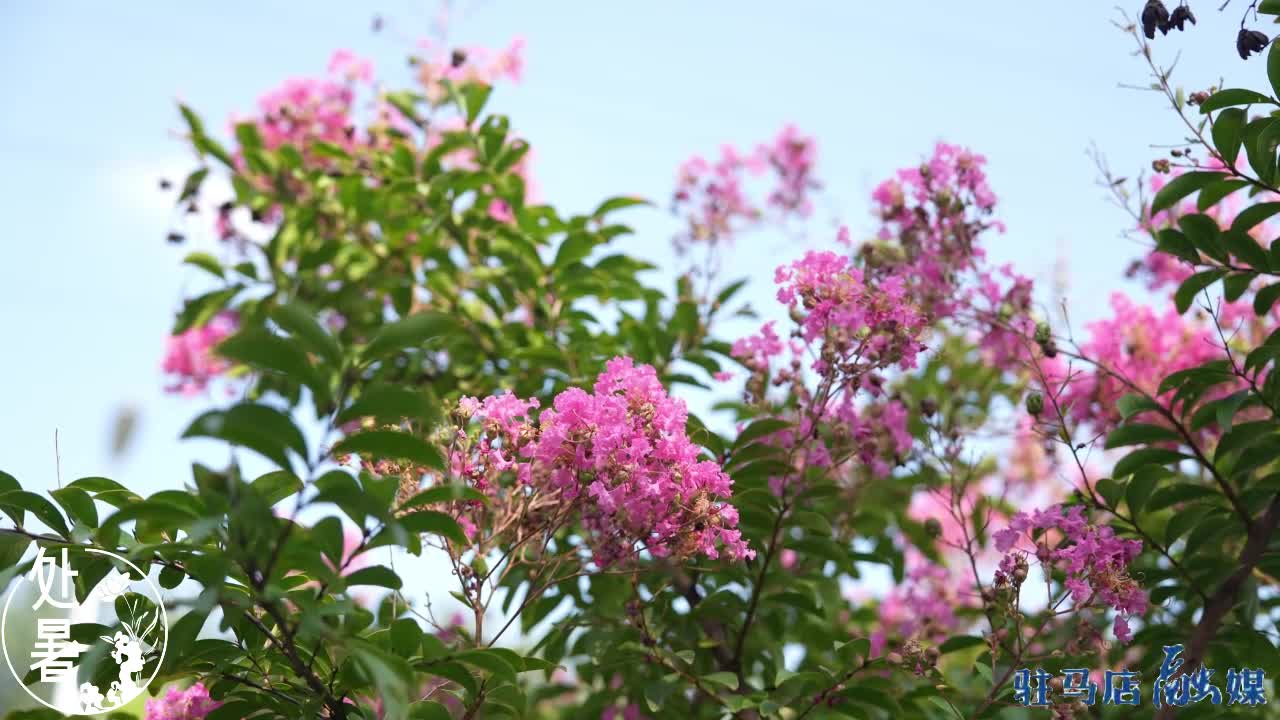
[1168,4,1195,31]
[1141,0,1170,39]
[1026,392,1045,416]
[1239,29,1270,60]
[1034,321,1051,345]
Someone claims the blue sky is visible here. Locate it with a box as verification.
[0,0,1269,497]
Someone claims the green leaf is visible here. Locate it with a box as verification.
[1225,230,1271,270]
[1232,202,1280,236]
[182,251,223,279]
[1256,283,1280,315]
[0,534,31,573]
[401,485,487,508]
[1211,109,1248,169]
[0,491,69,538]
[592,196,651,218]
[1105,423,1182,449]
[410,701,453,720]
[1113,447,1190,478]
[270,302,343,366]
[455,648,518,683]
[182,403,308,472]
[250,470,302,506]
[1151,172,1226,213]
[1269,42,1280,100]
[1126,466,1168,516]
[1198,89,1274,114]
[216,327,323,394]
[1175,270,1227,313]
[732,418,792,451]
[1095,478,1124,508]
[50,487,98,528]
[553,232,597,270]
[337,385,434,426]
[362,312,457,361]
[702,671,739,690]
[1162,226,1198,263]
[938,635,986,653]
[331,430,444,471]
[345,565,403,590]
[397,510,467,546]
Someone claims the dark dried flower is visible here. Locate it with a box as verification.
[1168,4,1195,32]
[1238,29,1270,60]
[1141,0,1170,39]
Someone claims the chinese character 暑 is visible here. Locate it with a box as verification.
[1103,670,1142,705]
[1013,667,1052,706]
[1062,668,1098,706]
[30,547,78,611]
[1226,668,1268,705]
[29,619,86,683]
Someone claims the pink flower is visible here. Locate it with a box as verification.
[145,683,221,720]
[994,506,1146,642]
[487,198,515,223]
[162,312,238,395]
[453,357,753,565]
[1056,293,1228,433]
[327,49,374,84]
[671,126,819,250]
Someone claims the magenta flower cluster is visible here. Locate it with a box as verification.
[161,312,237,395]
[1051,292,1225,432]
[994,505,1146,642]
[672,124,819,249]
[866,143,1036,371]
[455,357,753,566]
[144,683,221,720]
[774,249,928,374]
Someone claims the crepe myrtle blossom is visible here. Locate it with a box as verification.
[993,505,1146,642]
[412,36,525,104]
[144,682,221,720]
[450,357,754,566]
[1055,292,1230,433]
[737,248,928,384]
[162,312,238,395]
[671,125,819,250]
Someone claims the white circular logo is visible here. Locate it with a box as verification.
[1,546,168,714]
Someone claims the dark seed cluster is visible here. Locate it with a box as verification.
[1140,1,1273,60]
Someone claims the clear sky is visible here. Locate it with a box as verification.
[0,1,1269,498]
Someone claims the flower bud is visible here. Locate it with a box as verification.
[1026,392,1044,416]
[1034,321,1051,345]
[886,651,904,666]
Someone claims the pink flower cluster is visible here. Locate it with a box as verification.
[993,505,1146,642]
[251,54,363,155]
[865,143,1033,371]
[773,250,928,374]
[870,559,970,658]
[162,312,237,395]
[1055,293,1224,432]
[454,357,754,566]
[672,125,819,249]
[413,37,525,104]
[144,683,220,720]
